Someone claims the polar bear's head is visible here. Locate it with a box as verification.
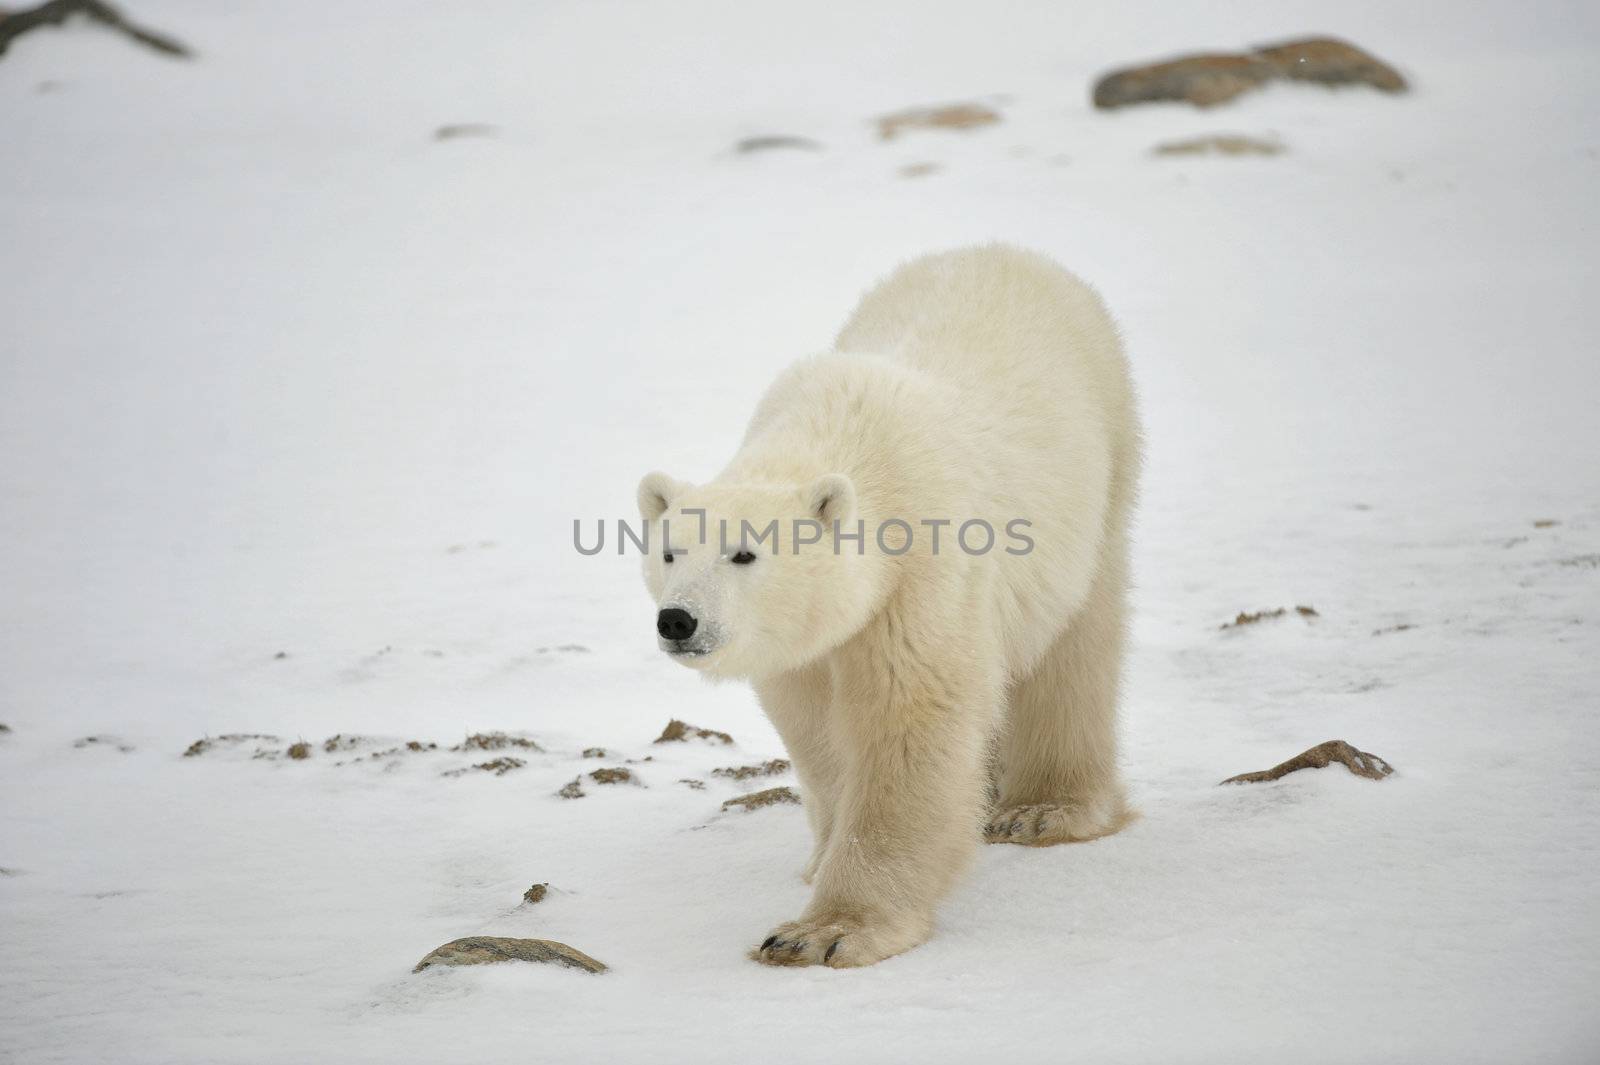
[636,471,882,679]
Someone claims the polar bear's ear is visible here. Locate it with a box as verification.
[805,473,856,525]
[638,471,687,522]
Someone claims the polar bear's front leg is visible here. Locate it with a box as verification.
[753,664,842,883]
[753,641,997,968]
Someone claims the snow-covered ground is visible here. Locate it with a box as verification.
[2,1,1598,1061]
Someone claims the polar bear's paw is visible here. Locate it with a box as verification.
[984,798,1131,846]
[751,911,928,968]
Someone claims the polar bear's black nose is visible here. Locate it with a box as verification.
[657,608,698,641]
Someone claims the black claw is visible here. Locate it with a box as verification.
[825,939,841,963]
[761,936,778,951]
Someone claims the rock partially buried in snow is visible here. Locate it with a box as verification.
[1221,739,1394,784]
[654,719,733,745]
[722,786,801,811]
[181,733,280,758]
[452,732,543,753]
[1220,604,1318,630]
[712,759,791,780]
[1154,134,1284,157]
[443,757,526,778]
[1094,36,1406,109]
[557,766,641,798]
[736,135,822,153]
[412,936,606,974]
[876,102,1000,141]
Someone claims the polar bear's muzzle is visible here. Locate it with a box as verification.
[656,605,719,661]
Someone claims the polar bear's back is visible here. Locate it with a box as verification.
[835,243,1136,491]
[834,245,1131,439]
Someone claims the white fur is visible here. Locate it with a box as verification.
[638,244,1142,967]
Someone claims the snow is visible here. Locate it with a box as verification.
[2,1,1598,1061]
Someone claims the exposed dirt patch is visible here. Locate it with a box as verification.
[443,757,526,778]
[876,102,1000,141]
[287,742,312,760]
[582,747,606,758]
[522,883,548,905]
[736,135,821,153]
[1221,739,1393,784]
[654,719,733,745]
[678,778,706,790]
[557,777,585,799]
[722,786,801,812]
[413,936,606,974]
[1094,36,1405,109]
[712,759,791,781]
[588,766,638,786]
[1220,604,1318,630]
[1155,134,1284,156]
[453,732,544,753]
[182,733,279,758]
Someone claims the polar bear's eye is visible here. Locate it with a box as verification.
[730,550,757,565]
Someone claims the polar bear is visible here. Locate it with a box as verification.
[636,244,1140,968]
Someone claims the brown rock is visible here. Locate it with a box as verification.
[588,766,638,786]
[287,742,312,760]
[522,883,548,905]
[413,936,606,974]
[722,786,801,812]
[654,719,733,745]
[557,777,585,799]
[1221,739,1394,784]
[1094,37,1405,110]
[1094,53,1276,109]
[877,102,1001,141]
[1254,37,1406,92]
